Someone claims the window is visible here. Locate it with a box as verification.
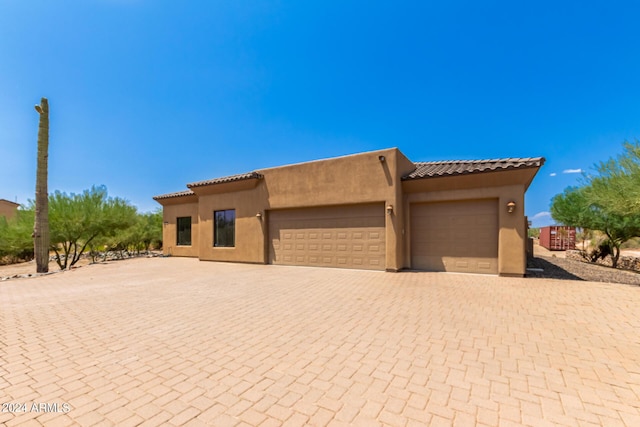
[176,217,192,246]
[214,209,235,247]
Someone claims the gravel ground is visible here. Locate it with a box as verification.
[527,255,640,286]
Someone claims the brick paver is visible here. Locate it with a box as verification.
[1,257,639,426]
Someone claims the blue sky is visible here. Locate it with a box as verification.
[1,1,639,227]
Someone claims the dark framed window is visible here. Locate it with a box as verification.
[177,217,192,246]
[214,209,235,247]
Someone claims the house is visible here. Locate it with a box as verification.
[0,199,20,220]
[154,148,544,276]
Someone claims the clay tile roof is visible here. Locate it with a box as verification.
[403,157,545,180]
[152,190,195,200]
[186,171,264,188]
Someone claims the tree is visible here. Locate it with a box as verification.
[550,186,593,228]
[589,140,640,216]
[528,227,540,239]
[34,97,50,273]
[1,187,158,268]
[90,209,162,261]
[49,186,137,269]
[589,207,640,267]
[551,142,640,268]
[551,185,640,268]
[123,210,163,253]
[0,209,35,264]
[140,210,163,250]
[576,228,593,251]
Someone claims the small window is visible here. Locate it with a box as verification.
[214,209,235,247]
[177,217,192,246]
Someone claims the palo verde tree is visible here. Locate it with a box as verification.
[96,209,163,260]
[1,188,161,268]
[34,97,50,273]
[49,185,137,269]
[588,140,640,216]
[0,209,35,264]
[128,210,162,252]
[551,141,640,268]
[550,186,593,228]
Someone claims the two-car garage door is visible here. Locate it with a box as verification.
[268,199,498,274]
[410,199,499,274]
[269,203,385,270]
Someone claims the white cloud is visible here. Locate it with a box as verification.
[563,168,583,174]
[531,211,551,220]
[549,172,557,177]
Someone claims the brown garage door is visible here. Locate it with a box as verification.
[269,203,385,270]
[411,199,498,274]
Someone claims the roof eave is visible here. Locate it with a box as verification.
[186,172,264,189]
[402,158,545,181]
[187,173,264,196]
[152,191,198,205]
[0,199,20,207]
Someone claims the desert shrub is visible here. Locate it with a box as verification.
[0,209,35,264]
[621,237,640,249]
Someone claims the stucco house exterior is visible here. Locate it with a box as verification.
[0,199,20,220]
[154,148,544,276]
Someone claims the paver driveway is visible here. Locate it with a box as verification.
[1,257,639,426]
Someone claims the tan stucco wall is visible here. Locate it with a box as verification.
[389,150,417,271]
[497,189,526,277]
[0,200,19,220]
[161,202,199,257]
[197,188,267,263]
[192,148,413,270]
[259,148,410,209]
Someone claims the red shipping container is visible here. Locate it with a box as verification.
[540,226,576,250]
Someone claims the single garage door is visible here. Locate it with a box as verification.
[410,199,498,274]
[269,203,385,270]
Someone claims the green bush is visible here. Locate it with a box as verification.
[0,187,163,268]
[0,209,35,264]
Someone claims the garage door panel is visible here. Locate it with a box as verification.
[477,261,493,270]
[451,217,469,227]
[411,200,498,274]
[412,255,446,271]
[453,230,467,241]
[476,216,495,226]
[269,203,385,270]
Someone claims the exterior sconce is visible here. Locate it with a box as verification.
[378,155,386,162]
[386,205,393,214]
[256,212,262,219]
[507,201,516,213]
[163,221,169,226]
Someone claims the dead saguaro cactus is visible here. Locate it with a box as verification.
[34,97,50,273]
